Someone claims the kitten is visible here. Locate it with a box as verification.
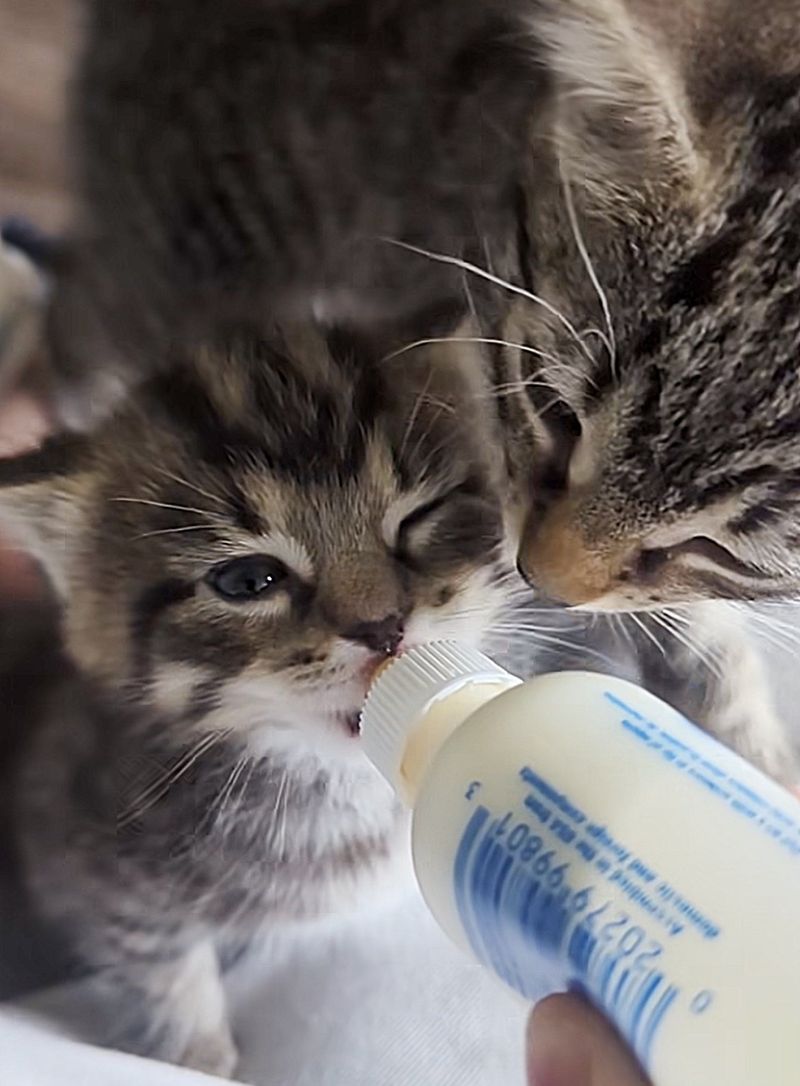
[478,0,800,778]
[37,0,540,426]
[0,322,523,1076]
[11,0,795,774]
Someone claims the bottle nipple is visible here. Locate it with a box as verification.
[360,642,518,800]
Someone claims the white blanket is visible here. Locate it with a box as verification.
[3,886,533,1086]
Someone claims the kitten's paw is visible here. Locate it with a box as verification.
[181,1028,238,1079]
[711,693,797,785]
[736,710,798,786]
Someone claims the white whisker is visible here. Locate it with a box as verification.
[398,370,434,463]
[629,613,667,658]
[650,611,723,680]
[118,730,226,828]
[132,524,216,541]
[381,238,595,365]
[271,771,290,861]
[211,755,249,824]
[111,497,219,518]
[561,171,617,376]
[150,466,226,508]
[383,335,562,368]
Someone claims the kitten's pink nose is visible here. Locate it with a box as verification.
[519,496,621,606]
[343,615,405,656]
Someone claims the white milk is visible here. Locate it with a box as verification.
[360,642,800,1086]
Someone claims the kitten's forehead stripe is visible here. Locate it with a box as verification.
[663,227,745,310]
[229,486,264,536]
[149,369,261,469]
[758,117,800,176]
[514,183,536,296]
[0,434,87,486]
[131,578,196,682]
[150,342,379,486]
[323,327,372,370]
[728,504,784,535]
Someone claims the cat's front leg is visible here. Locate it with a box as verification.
[633,601,797,786]
[691,602,797,786]
[101,939,237,1078]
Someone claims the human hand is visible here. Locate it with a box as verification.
[527,994,651,1086]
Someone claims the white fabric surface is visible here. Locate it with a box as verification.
[5,614,796,1084]
[3,886,534,1086]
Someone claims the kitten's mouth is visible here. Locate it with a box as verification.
[344,711,361,738]
[327,651,407,739]
[326,710,362,738]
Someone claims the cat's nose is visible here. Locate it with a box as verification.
[518,497,616,606]
[342,614,405,655]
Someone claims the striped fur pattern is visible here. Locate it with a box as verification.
[372,2,799,782]
[453,0,800,782]
[44,0,541,426]
[0,324,528,1075]
[500,5,800,611]
[1,3,798,1070]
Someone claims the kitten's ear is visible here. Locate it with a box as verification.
[532,0,706,215]
[0,434,92,596]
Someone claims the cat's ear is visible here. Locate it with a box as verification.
[0,434,92,596]
[532,0,706,215]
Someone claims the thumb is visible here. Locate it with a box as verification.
[527,994,651,1086]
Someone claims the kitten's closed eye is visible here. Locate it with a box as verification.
[395,480,498,568]
[395,493,452,554]
[633,536,765,581]
[206,555,291,602]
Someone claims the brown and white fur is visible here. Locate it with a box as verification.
[0,324,531,1075]
[1,2,799,1071]
[387,0,800,781]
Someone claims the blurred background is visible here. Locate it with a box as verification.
[0,0,75,231]
[0,0,80,997]
[0,0,77,596]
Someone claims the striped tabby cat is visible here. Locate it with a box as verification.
[22,0,798,784]
[1,0,799,1075]
[0,324,527,1075]
[455,0,800,778]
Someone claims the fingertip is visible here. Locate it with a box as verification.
[527,995,650,1086]
[527,995,592,1086]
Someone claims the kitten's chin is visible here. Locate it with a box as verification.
[241,702,371,766]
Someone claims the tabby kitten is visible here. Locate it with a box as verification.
[41,0,539,425]
[12,0,796,774]
[0,324,517,1076]
[497,0,800,606]
[434,0,800,778]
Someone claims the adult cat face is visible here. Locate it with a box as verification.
[0,324,515,758]
[486,2,800,610]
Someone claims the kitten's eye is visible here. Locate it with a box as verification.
[206,555,290,602]
[395,481,479,557]
[396,478,483,543]
[395,482,501,569]
[632,547,671,581]
[631,537,755,581]
[398,494,449,536]
[659,536,762,578]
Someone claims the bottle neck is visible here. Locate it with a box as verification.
[398,677,520,804]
